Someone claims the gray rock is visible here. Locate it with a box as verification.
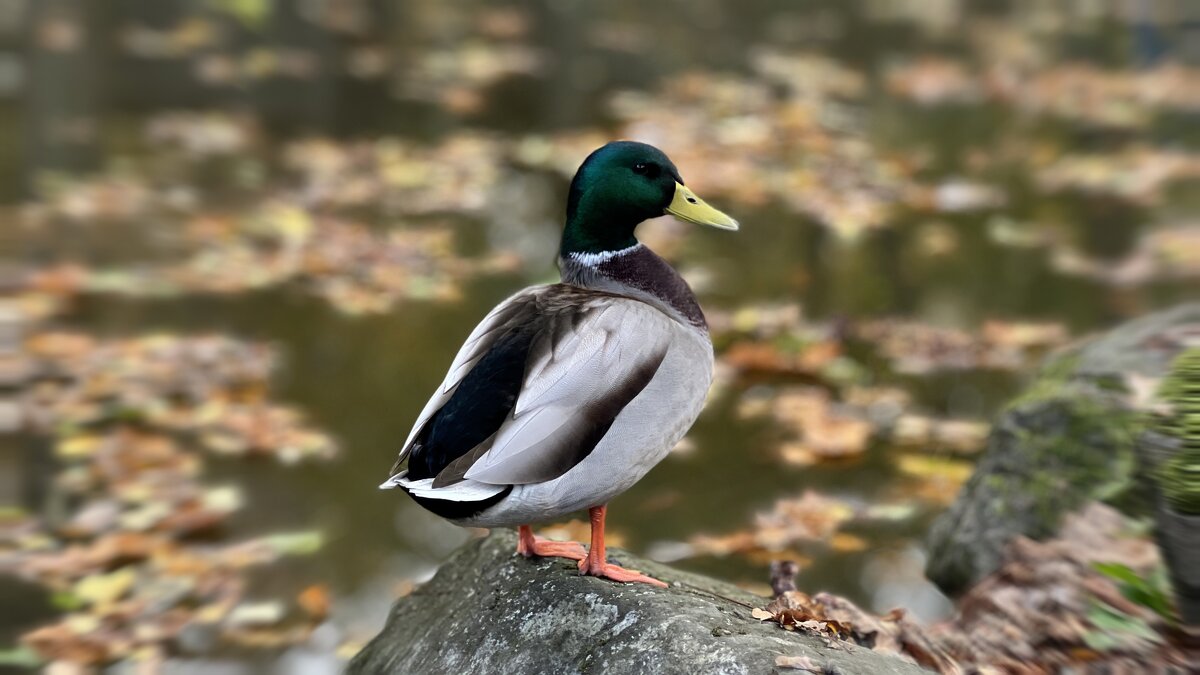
[926,303,1200,595]
[348,530,929,675]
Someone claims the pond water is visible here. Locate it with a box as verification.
[5,0,1198,666]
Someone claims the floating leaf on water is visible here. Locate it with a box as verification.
[894,454,974,493]
[858,503,919,523]
[930,180,1006,212]
[690,491,855,558]
[118,501,172,532]
[855,317,1069,374]
[49,591,84,611]
[0,646,41,668]
[829,533,869,553]
[778,442,818,467]
[297,584,331,620]
[73,567,136,607]
[746,386,875,463]
[262,531,324,556]
[56,435,102,460]
[885,56,982,105]
[892,414,990,454]
[201,486,244,513]
[226,601,286,628]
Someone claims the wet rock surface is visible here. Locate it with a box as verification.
[347,530,928,675]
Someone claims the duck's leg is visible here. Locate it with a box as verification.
[577,505,667,588]
[516,524,587,560]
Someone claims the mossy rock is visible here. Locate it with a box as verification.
[926,303,1200,595]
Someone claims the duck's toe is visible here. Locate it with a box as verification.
[526,538,588,561]
[578,558,668,588]
[516,527,587,561]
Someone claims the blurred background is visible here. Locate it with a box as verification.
[4,0,1199,672]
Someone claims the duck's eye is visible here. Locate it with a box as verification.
[632,162,659,178]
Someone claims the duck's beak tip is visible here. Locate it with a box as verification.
[666,183,739,232]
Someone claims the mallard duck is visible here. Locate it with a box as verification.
[381,141,737,587]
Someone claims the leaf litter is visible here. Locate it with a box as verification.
[709,302,1000,469]
[749,503,1195,673]
[6,324,343,668]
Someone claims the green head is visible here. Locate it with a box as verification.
[560,141,738,256]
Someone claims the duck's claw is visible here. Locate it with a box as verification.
[578,558,668,588]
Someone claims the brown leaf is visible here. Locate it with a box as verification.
[298,584,331,620]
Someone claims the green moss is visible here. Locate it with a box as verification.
[1000,382,1143,525]
[1036,398,1137,504]
[1157,349,1200,414]
[1156,349,1200,514]
[1005,351,1082,410]
[1159,451,1200,515]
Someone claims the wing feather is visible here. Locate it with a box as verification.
[463,302,670,484]
[385,289,542,477]
[384,287,674,498]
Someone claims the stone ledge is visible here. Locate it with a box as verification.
[347,530,930,675]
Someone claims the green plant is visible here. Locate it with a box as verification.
[1092,562,1174,622]
[1083,601,1161,652]
[1084,562,1174,651]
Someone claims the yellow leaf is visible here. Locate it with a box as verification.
[56,435,101,459]
[74,568,136,607]
[896,454,973,484]
[830,533,868,553]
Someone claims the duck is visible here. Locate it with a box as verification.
[380,140,737,587]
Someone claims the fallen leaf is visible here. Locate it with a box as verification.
[830,533,869,553]
[297,584,331,620]
[73,568,136,607]
[226,601,285,628]
[262,530,324,556]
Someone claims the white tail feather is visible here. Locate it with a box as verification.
[382,471,507,502]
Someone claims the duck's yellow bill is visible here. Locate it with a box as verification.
[665,182,739,231]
